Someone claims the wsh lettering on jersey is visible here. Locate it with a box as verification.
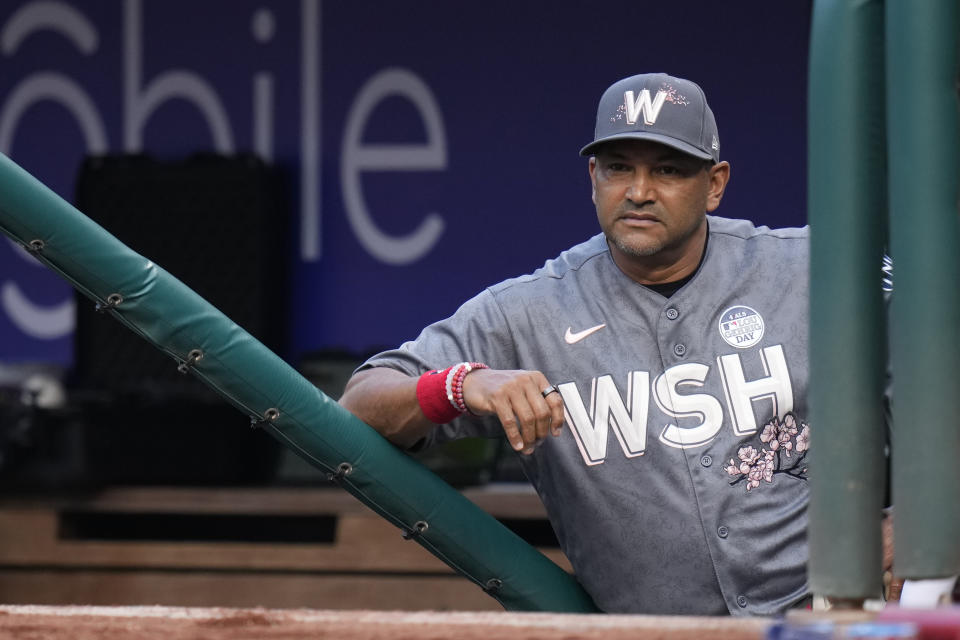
[559,345,793,466]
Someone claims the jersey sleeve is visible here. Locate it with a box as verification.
[357,288,518,445]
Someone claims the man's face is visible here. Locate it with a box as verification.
[589,140,729,270]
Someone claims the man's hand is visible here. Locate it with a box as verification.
[461,369,565,454]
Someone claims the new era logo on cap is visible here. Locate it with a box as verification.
[580,72,720,163]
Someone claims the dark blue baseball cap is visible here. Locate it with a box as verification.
[580,72,720,162]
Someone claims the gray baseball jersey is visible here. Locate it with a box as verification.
[360,215,810,615]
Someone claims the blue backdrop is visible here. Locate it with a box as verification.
[0,0,810,367]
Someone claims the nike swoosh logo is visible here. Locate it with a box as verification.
[564,323,607,344]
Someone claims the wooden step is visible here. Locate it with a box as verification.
[0,485,570,610]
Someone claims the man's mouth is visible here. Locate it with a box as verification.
[619,211,660,225]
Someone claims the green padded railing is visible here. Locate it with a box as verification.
[0,151,599,613]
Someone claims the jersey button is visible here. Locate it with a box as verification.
[736,595,748,608]
[717,525,729,538]
[673,343,686,356]
[700,455,713,467]
[666,307,679,320]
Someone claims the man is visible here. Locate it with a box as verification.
[340,72,810,615]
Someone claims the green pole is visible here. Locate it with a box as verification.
[886,0,960,579]
[808,0,888,599]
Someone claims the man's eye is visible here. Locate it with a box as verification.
[655,165,679,175]
[607,162,630,172]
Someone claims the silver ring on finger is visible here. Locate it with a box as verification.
[541,384,558,398]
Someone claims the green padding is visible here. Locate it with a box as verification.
[886,0,960,579]
[0,152,598,613]
[807,0,888,598]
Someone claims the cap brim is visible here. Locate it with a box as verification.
[579,131,714,161]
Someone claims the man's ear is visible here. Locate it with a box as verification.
[589,157,598,206]
[706,161,731,213]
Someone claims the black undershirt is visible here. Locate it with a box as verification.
[642,227,709,299]
[645,272,694,298]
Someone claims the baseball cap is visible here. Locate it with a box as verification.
[579,72,720,162]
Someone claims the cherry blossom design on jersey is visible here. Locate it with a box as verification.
[724,412,809,491]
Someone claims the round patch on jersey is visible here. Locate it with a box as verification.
[718,305,764,349]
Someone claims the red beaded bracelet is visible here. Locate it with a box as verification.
[450,362,489,413]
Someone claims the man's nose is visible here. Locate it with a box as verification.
[625,170,655,203]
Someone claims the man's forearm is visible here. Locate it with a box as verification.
[340,365,565,454]
[339,367,435,449]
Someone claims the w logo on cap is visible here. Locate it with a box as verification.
[624,89,668,125]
